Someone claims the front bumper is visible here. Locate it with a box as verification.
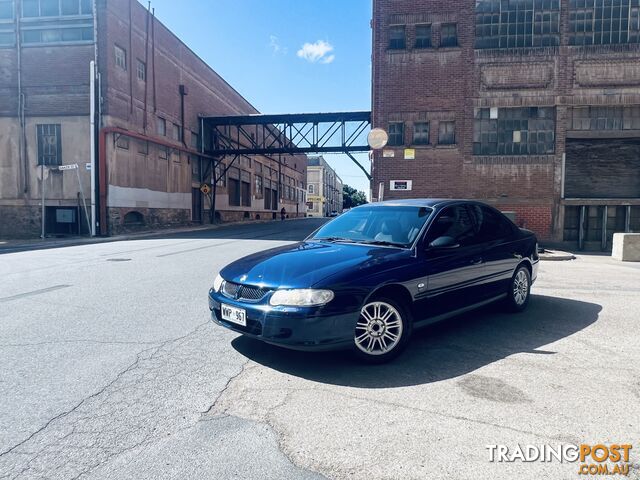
[208,289,358,351]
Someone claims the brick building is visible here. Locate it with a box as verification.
[306,156,344,217]
[372,0,640,249]
[0,0,306,238]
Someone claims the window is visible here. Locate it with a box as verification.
[0,1,14,19]
[36,124,61,166]
[255,175,263,195]
[116,135,129,150]
[425,205,476,247]
[157,117,166,136]
[388,122,404,146]
[415,24,432,48]
[136,59,146,81]
[23,0,92,17]
[413,122,430,145]
[569,0,640,46]
[114,45,126,70]
[438,121,456,145]
[158,146,168,160]
[308,184,315,194]
[20,0,93,44]
[389,25,406,49]
[172,123,181,142]
[468,205,515,242]
[21,27,92,44]
[473,107,555,155]
[475,0,561,49]
[571,106,640,131]
[0,32,15,47]
[440,23,458,47]
[137,140,148,155]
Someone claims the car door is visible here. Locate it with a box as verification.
[414,204,487,320]
[467,204,521,299]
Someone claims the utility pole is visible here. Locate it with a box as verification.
[40,163,46,238]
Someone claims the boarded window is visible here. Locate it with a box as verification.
[438,121,456,145]
[413,122,430,145]
[36,124,62,166]
[440,24,458,47]
[229,178,241,206]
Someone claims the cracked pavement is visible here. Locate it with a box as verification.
[1,219,639,479]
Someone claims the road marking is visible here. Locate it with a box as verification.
[0,284,71,303]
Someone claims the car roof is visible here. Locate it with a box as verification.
[356,199,483,209]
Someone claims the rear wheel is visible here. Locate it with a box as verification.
[352,297,411,363]
[505,265,531,312]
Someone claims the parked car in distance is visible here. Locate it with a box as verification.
[208,199,539,362]
[329,211,339,217]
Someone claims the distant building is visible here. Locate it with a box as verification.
[0,0,306,238]
[372,0,640,250]
[306,156,343,217]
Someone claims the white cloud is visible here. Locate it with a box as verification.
[297,40,335,63]
[321,54,335,64]
[269,35,281,54]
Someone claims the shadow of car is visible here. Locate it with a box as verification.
[230,294,601,388]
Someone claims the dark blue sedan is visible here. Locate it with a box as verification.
[208,199,538,362]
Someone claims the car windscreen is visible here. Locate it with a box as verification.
[310,206,433,248]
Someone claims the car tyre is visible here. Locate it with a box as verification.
[505,265,531,312]
[352,296,412,364]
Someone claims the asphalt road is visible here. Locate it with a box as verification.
[1,219,639,480]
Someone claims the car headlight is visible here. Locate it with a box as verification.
[269,289,334,307]
[213,274,224,292]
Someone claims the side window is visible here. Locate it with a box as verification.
[425,205,476,247]
[470,205,515,243]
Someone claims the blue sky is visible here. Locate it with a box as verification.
[148,0,373,196]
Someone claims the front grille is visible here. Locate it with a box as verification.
[222,281,271,302]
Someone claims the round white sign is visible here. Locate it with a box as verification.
[367,128,389,149]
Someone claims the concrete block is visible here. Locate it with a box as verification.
[612,233,640,262]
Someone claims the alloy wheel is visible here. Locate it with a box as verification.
[355,301,403,356]
[513,269,529,306]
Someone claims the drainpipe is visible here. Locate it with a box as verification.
[16,0,28,195]
[90,60,96,236]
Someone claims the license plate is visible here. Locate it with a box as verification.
[221,304,247,327]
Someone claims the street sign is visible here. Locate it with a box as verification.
[200,183,211,195]
[58,164,79,171]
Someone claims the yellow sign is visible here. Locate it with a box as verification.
[200,183,211,195]
[404,148,415,160]
[308,195,324,203]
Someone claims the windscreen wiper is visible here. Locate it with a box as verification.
[359,240,407,248]
[314,237,358,243]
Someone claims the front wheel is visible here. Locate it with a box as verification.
[505,266,531,312]
[352,297,412,363]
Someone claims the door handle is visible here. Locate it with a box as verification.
[470,257,483,265]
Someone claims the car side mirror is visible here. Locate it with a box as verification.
[428,236,460,250]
